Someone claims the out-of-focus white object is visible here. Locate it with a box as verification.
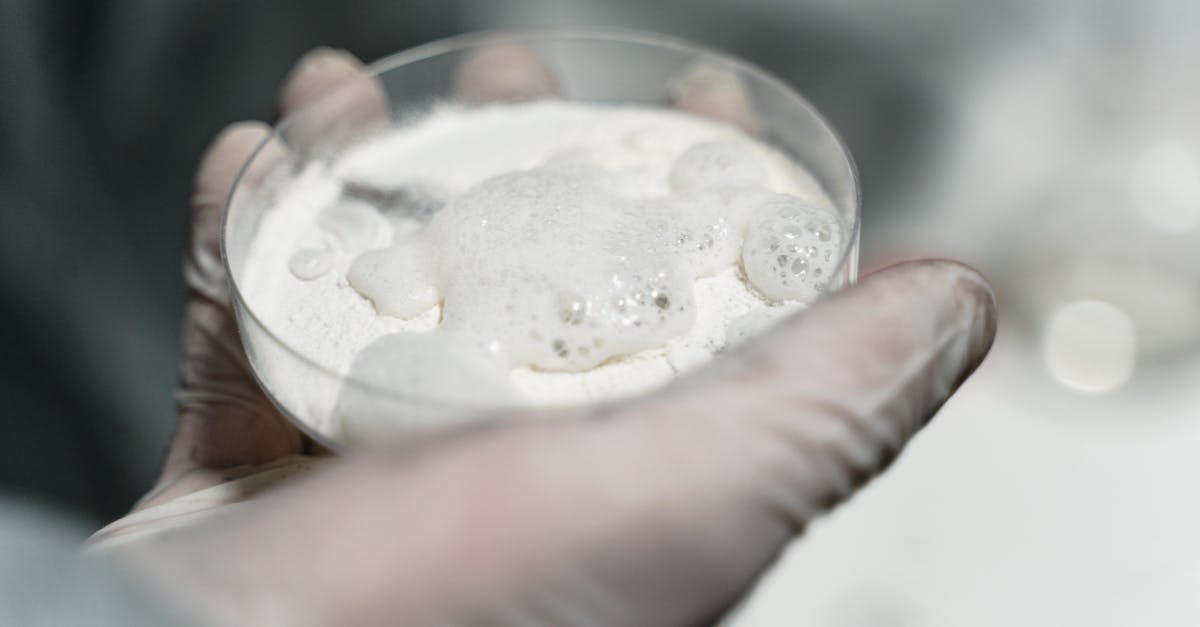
[1042,299,1136,393]
[1011,153,1200,370]
[1131,140,1200,233]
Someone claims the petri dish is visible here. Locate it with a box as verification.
[222,29,861,449]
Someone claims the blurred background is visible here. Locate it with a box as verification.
[2,0,1198,624]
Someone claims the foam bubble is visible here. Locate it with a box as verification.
[428,167,697,371]
[657,185,774,278]
[288,247,333,281]
[347,240,440,319]
[343,136,833,377]
[669,139,769,192]
[741,194,845,303]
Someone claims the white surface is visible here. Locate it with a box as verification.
[733,332,1200,626]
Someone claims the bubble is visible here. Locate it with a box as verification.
[669,140,769,192]
[352,162,718,373]
[742,195,845,303]
[790,257,808,276]
[347,242,440,319]
[655,185,772,279]
[557,292,587,325]
[288,247,333,281]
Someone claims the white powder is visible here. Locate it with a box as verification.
[239,101,841,444]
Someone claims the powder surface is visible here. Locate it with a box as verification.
[240,101,843,441]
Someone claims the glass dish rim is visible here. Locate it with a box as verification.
[221,26,863,411]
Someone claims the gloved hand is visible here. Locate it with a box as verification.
[93,48,996,627]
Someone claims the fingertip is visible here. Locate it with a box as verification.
[276,48,389,157]
[629,259,1001,529]
[863,258,991,295]
[292,46,361,74]
[946,262,999,377]
[194,121,273,204]
[451,44,560,103]
[931,259,996,319]
[860,259,998,372]
[667,62,760,134]
[280,47,366,116]
[209,120,272,153]
[190,121,278,299]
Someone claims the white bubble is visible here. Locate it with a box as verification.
[556,291,588,325]
[669,139,769,192]
[741,194,844,303]
[347,241,440,319]
[288,247,333,281]
[426,167,697,371]
[658,185,775,278]
[342,143,814,376]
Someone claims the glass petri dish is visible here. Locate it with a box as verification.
[223,29,861,450]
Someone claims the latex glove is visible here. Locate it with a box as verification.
[94,48,996,626]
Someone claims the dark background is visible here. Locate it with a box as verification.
[0,0,466,520]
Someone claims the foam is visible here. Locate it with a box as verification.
[742,194,846,302]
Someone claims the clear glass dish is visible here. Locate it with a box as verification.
[223,29,861,450]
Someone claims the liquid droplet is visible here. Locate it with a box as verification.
[289,247,333,281]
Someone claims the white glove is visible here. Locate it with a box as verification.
[92,47,996,627]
